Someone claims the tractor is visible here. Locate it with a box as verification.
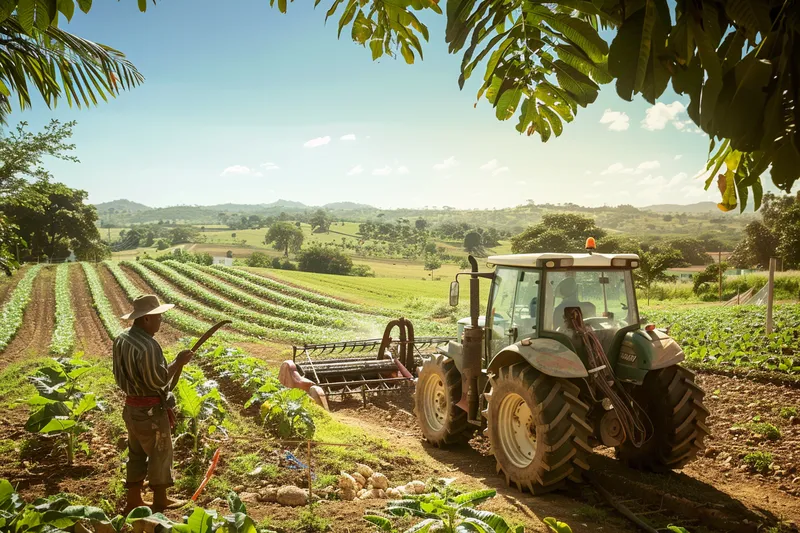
[414,242,710,494]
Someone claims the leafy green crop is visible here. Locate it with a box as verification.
[81,262,123,337]
[742,451,773,474]
[0,265,43,351]
[174,366,227,456]
[646,304,800,373]
[21,355,100,465]
[49,263,75,356]
[259,388,315,439]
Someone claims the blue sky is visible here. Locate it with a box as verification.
[9,0,763,209]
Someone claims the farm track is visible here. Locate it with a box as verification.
[0,266,55,369]
[103,263,184,346]
[69,264,112,356]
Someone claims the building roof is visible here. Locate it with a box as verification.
[486,253,640,268]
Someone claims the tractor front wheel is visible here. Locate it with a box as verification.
[485,363,592,494]
[616,365,710,471]
[414,354,470,447]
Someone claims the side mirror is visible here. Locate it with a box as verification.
[449,280,460,307]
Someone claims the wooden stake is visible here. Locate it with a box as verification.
[718,251,723,302]
[279,439,354,505]
[766,257,776,334]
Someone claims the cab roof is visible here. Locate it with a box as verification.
[487,253,640,268]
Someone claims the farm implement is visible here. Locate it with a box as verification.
[279,318,453,410]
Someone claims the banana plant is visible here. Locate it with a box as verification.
[174,369,227,456]
[364,488,523,533]
[21,355,101,466]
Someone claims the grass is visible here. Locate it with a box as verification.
[575,505,610,523]
[279,503,330,533]
[742,451,773,474]
[779,407,797,419]
[746,422,782,441]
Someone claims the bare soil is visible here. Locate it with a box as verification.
[0,266,55,370]
[70,264,113,357]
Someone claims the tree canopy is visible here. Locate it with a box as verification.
[730,192,800,269]
[511,213,605,253]
[270,0,800,210]
[265,222,304,256]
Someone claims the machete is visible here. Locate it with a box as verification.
[191,320,233,352]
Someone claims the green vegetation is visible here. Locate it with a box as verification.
[745,421,782,441]
[81,262,123,337]
[49,263,75,356]
[0,265,42,350]
[174,366,227,456]
[258,388,316,440]
[732,193,800,269]
[779,407,797,419]
[21,355,100,466]
[742,451,774,474]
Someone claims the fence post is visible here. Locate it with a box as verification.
[766,257,776,334]
[718,251,723,302]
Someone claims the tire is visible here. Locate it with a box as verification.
[616,365,710,471]
[484,362,592,494]
[414,354,470,447]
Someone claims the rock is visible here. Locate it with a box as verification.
[386,488,401,499]
[792,476,800,484]
[370,473,389,490]
[359,488,385,500]
[239,492,260,503]
[258,487,278,503]
[729,427,746,436]
[790,416,799,426]
[340,488,357,501]
[356,463,374,479]
[405,480,426,494]
[357,489,367,498]
[339,473,357,492]
[779,484,790,491]
[352,472,366,489]
[233,485,245,493]
[277,485,308,507]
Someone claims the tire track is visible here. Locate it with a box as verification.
[0,266,55,369]
[70,264,112,356]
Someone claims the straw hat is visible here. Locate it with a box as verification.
[120,294,174,320]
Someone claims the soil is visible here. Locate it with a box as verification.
[0,266,56,370]
[0,264,26,307]
[69,264,113,357]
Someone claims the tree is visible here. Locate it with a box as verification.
[265,222,304,256]
[270,0,799,208]
[0,121,79,194]
[424,254,442,280]
[3,181,101,261]
[463,231,483,255]
[693,262,729,296]
[415,218,429,231]
[309,209,332,233]
[247,251,272,268]
[511,214,605,253]
[657,238,712,266]
[635,248,683,305]
[0,213,23,275]
[730,193,800,269]
[0,6,143,123]
[297,245,353,275]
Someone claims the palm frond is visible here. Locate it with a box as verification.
[0,16,144,122]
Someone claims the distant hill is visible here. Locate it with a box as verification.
[207,200,308,212]
[643,202,728,214]
[323,201,376,210]
[95,199,151,214]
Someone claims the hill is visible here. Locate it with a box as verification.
[94,199,151,214]
[643,202,742,214]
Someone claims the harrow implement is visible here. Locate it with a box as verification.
[278,318,454,409]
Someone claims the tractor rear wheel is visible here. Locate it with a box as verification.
[616,365,710,471]
[484,362,592,494]
[414,354,470,447]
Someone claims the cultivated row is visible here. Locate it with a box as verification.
[0,265,43,351]
[50,263,75,356]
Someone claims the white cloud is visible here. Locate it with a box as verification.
[493,166,510,176]
[638,174,665,187]
[669,172,688,186]
[221,165,262,177]
[593,180,605,186]
[372,165,393,176]
[674,155,683,160]
[599,109,630,131]
[434,156,458,171]
[260,162,279,171]
[396,166,410,175]
[642,101,686,131]
[340,134,356,141]
[681,185,708,198]
[600,162,634,175]
[304,136,331,148]
[585,170,593,175]
[346,164,364,176]
[480,159,499,171]
[636,160,661,173]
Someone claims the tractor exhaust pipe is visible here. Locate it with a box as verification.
[468,255,479,328]
[460,255,483,422]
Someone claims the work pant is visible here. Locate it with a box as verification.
[122,404,173,488]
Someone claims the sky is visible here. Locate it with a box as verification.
[8,0,778,210]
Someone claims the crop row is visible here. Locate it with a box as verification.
[211,265,363,312]
[0,265,43,351]
[158,260,345,329]
[135,260,326,338]
[189,262,346,319]
[647,304,800,373]
[81,262,123,338]
[103,261,249,343]
[49,263,76,355]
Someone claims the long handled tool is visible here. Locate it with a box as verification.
[191,320,232,352]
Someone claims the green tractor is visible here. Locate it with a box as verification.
[414,244,710,494]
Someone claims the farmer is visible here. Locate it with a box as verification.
[113,294,194,514]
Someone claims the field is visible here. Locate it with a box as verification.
[0,261,798,533]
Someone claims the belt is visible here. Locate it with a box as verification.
[125,396,176,429]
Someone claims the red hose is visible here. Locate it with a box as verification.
[191,448,221,501]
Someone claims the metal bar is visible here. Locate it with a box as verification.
[317,376,412,388]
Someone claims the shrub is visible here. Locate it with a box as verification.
[247,252,272,268]
[780,407,798,419]
[350,264,374,277]
[746,421,781,441]
[297,245,353,275]
[742,451,773,474]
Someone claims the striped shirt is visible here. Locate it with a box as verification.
[112,325,168,397]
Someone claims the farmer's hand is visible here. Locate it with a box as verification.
[176,349,195,365]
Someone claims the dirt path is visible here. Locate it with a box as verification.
[0,266,55,369]
[70,264,112,357]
